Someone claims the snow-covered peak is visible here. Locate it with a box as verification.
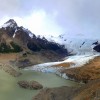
[45,33,100,55]
[1,19,17,29]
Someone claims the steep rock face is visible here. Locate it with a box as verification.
[0,31,22,53]
[93,44,100,52]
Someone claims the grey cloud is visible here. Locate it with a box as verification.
[0,0,20,16]
[0,0,100,38]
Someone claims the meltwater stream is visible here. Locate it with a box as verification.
[0,70,79,100]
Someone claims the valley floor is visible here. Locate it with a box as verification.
[0,53,100,100]
[31,53,100,100]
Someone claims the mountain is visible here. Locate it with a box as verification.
[0,19,68,65]
[47,33,100,55]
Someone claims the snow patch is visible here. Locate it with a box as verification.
[13,33,16,38]
[13,29,18,38]
[1,20,17,29]
[29,33,33,38]
[1,23,11,28]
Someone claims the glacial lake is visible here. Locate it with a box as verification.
[0,70,79,100]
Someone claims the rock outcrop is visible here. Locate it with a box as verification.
[93,44,100,52]
[0,63,22,77]
[33,86,75,100]
[18,80,43,90]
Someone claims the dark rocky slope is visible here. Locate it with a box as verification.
[0,19,67,55]
[0,19,68,66]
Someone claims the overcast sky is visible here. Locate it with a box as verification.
[0,0,100,38]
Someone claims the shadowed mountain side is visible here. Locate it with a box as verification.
[0,19,69,66]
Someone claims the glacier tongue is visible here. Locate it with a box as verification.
[25,53,100,73]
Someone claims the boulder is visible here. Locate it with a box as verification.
[30,81,43,90]
[18,81,29,89]
[17,80,43,90]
